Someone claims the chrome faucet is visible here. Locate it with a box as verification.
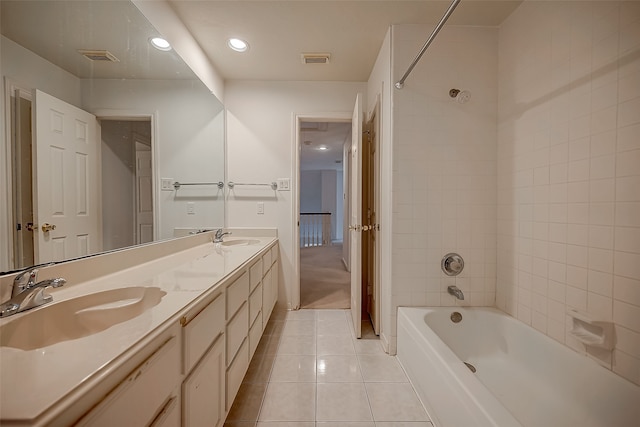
[0,268,66,317]
[447,285,464,300]
[213,229,232,243]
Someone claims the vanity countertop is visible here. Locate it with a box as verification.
[0,234,277,424]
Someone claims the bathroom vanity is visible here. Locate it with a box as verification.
[0,230,278,426]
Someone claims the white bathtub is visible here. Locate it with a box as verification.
[397,307,640,427]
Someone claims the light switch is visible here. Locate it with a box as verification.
[277,178,290,191]
[257,202,264,214]
[187,202,195,215]
[161,178,174,191]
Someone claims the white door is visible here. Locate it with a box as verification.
[32,90,101,263]
[135,144,153,244]
[350,93,363,338]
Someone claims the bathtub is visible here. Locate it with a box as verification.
[397,307,640,427]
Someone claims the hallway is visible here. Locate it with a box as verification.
[300,244,350,309]
[224,308,430,426]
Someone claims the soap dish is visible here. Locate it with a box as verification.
[568,309,615,350]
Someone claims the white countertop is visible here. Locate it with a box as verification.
[0,235,276,424]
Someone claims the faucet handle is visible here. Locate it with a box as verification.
[12,267,39,296]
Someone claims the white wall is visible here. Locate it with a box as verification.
[81,79,225,240]
[497,0,640,385]
[225,81,366,309]
[300,170,322,212]
[389,24,499,352]
[321,170,338,240]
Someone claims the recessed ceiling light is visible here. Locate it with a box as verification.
[150,37,171,51]
[228,38,249,52]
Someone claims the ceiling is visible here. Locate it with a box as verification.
[300,122,351,171]
[0,0,196,80]
[1,1,522,82]
[169,0,523,82]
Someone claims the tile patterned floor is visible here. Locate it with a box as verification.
[224,308,433,427]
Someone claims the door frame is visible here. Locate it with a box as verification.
[292,112,351,310]
[2,78,33,271]
[94,110,159,243]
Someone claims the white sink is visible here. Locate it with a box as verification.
[0,286,166,350]
[221,239,261,246]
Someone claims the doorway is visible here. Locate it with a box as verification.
[99,119,153,251]
[298,120,351,309]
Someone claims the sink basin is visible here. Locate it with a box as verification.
[221,239,261,247]
[0,286,166,350]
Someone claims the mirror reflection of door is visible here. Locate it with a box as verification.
[10,87,34,269]
[100,120,153,251]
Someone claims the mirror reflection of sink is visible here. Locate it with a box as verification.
[0,287,166,350]
[221,239,261,247]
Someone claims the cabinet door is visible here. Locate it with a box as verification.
[183,336,225,427]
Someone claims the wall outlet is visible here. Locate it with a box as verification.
[161,178,174,191]
[187,202,195,215]
[257,202,264,214]
[277,178,290,191]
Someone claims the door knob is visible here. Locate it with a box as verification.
[41,223,56,233]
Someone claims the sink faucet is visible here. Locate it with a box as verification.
[213,229,232,243]
[447,285,464,300]
[0,268,66,317]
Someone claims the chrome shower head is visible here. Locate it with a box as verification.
[449,88,471,104]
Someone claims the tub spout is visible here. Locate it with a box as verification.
[447,285,464,300]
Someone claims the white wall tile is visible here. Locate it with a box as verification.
[498,1,640,385]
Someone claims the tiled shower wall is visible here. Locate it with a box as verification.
[390,25,498,350]
[497,1,640,385]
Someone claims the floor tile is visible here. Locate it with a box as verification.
[243,353,275,383]
[282,319,316,336]
[276,335,316,355]
[317,334,355,355]
[285,309,317,321]
[317,318,352,336]
[258,382,316,421]
[270,355,317,382]
[316,355,363,383]
[358,354,409,382]
[316,310,349,322]
[316,383,374,421]
[317,423,375,427]
[365,383,429,422]
[374,422,433,427]
[256,423,314,427]
[354,339,386,355]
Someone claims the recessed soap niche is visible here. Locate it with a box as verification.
[568,309,615,351]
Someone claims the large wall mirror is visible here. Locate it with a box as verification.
[1,0,225,273]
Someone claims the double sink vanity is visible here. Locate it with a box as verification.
[0,229,279,426]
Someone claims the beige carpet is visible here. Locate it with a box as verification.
[300,244,350,309]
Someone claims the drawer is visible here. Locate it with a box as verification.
[77,333,180,427]
[249,259,263,292]
[226,338,249,411]
[249,282,262,326]
[227,271,249,319]
[226,302,248,364]
[271,245,279,264]
[249,313,263,359]
[183,336,225,427]
[149,395,180,427]
[262,250,272,275]
[183,292,225,373]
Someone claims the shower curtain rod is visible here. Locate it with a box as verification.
[395,0,461,89]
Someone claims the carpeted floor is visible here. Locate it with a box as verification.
[300,244,350,309]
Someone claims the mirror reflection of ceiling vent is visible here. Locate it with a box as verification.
[78,49,119,62]
[301,122,328,132]
[301,53,330,64]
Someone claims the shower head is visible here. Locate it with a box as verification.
[449,88,471,104]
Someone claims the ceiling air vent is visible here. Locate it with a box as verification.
[301,53,330,64]
[78,50,119,62]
